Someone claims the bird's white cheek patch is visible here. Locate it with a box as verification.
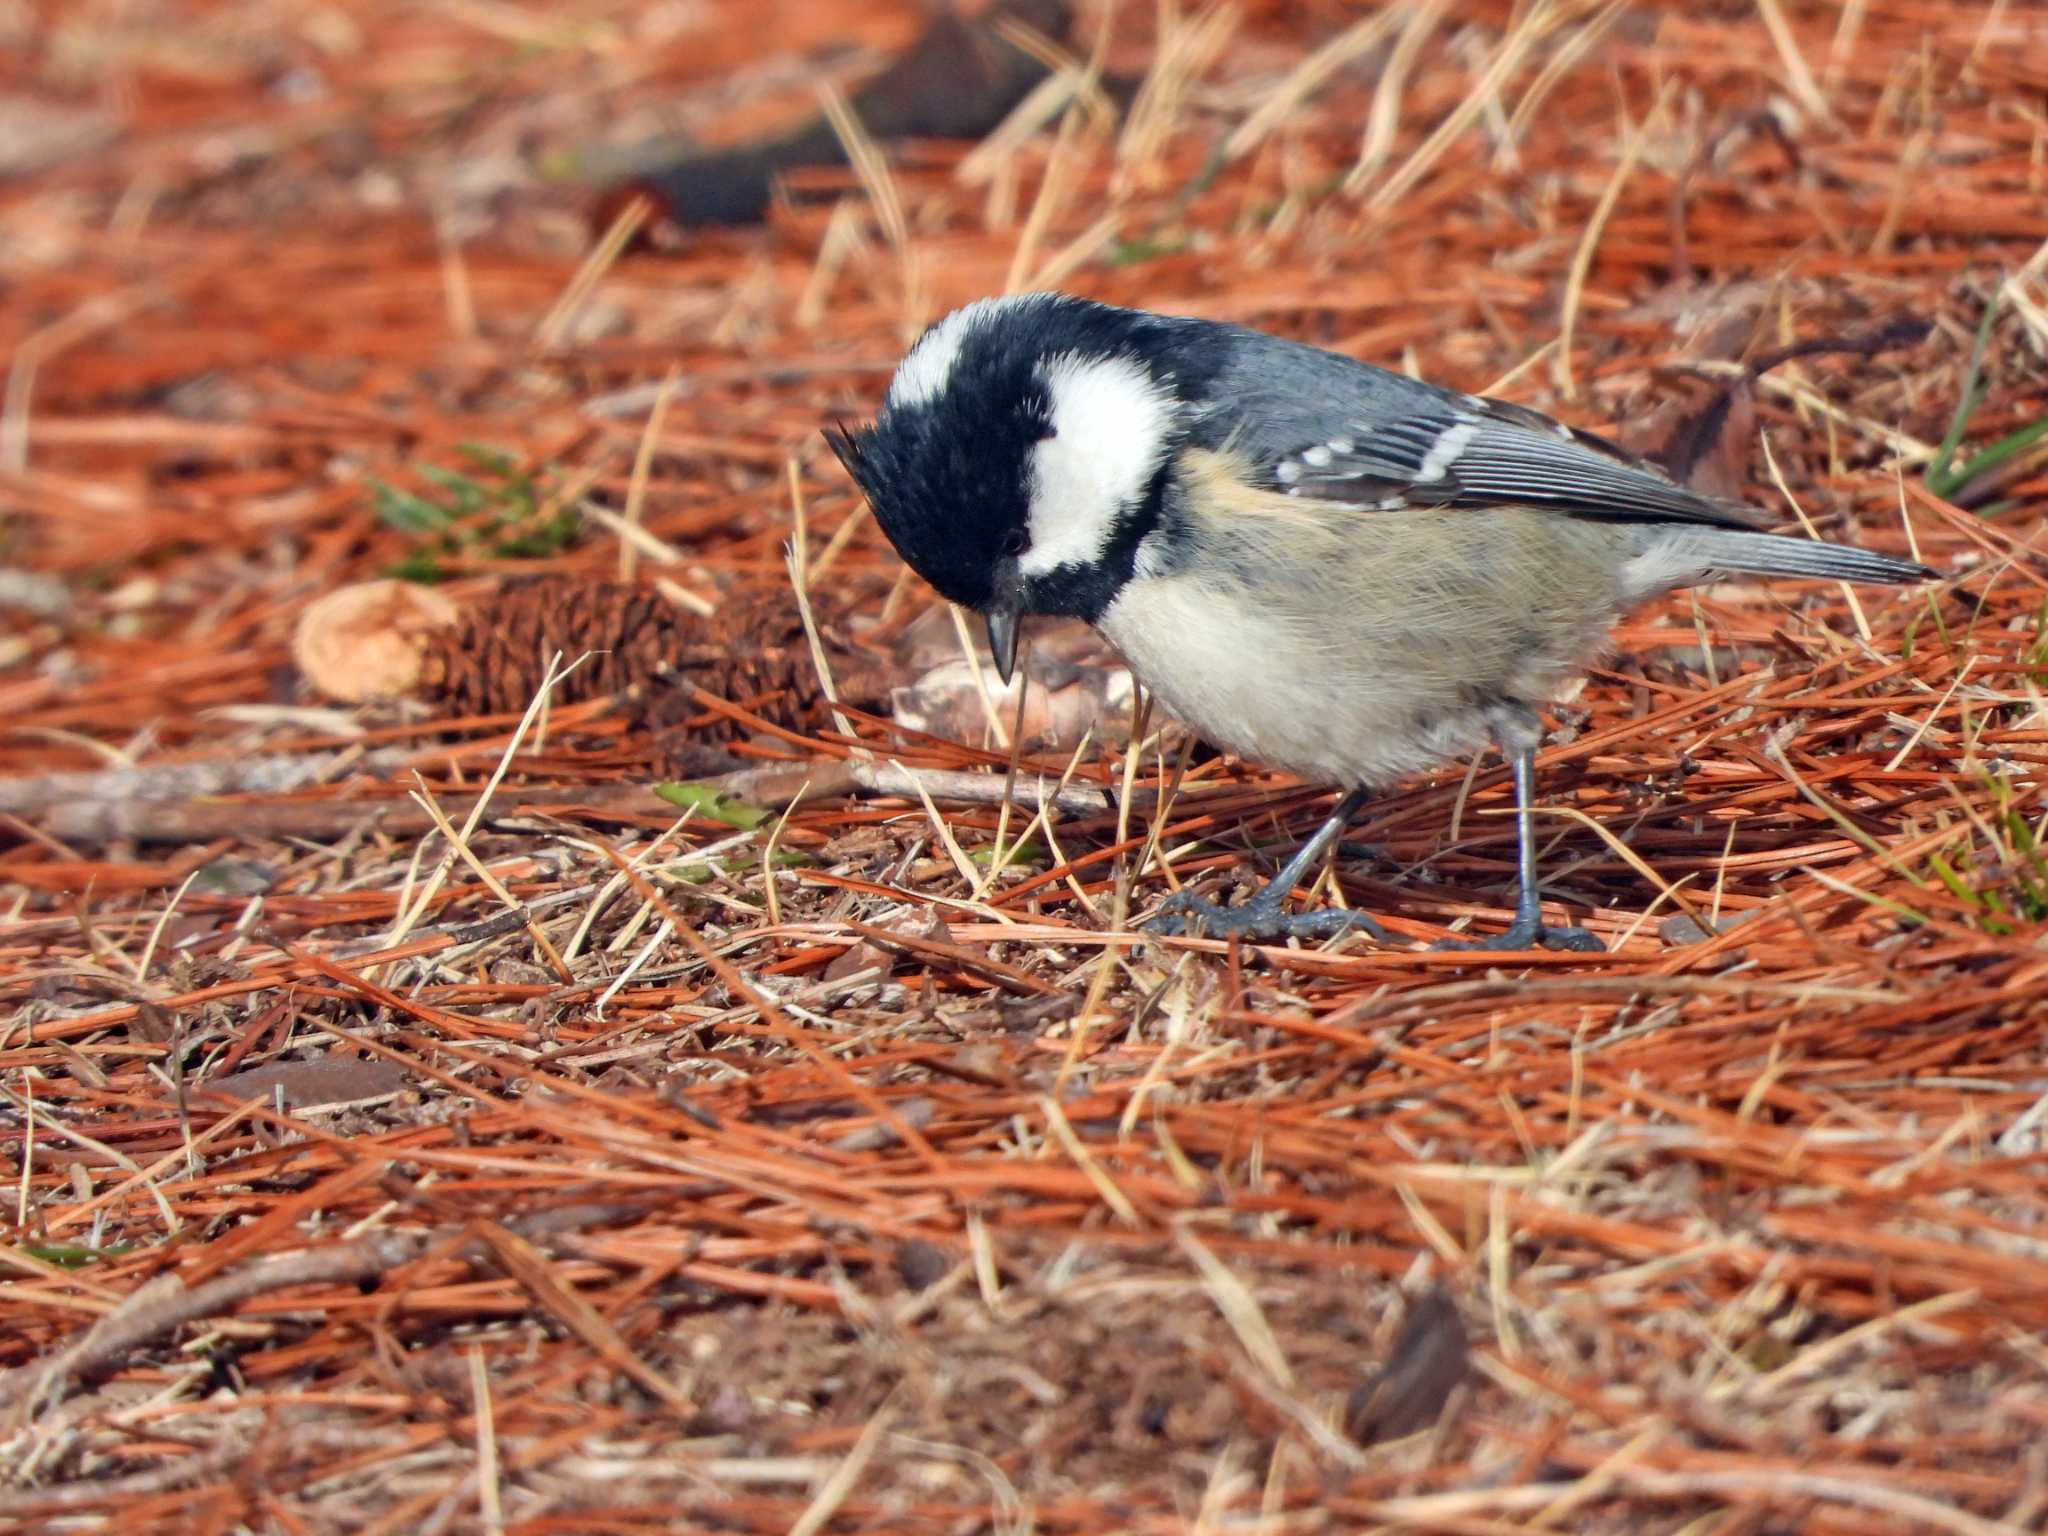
[1021,352,1174,577]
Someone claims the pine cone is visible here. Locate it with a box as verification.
[414,576,888,738]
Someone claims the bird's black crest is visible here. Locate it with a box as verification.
[826,415,1037,610]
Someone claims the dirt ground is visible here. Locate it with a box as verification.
[4,0,2048,1531]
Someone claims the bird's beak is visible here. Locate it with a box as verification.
[984,603,1021,686]
[981,559,1027,686]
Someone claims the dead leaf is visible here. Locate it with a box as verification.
[1345,1287,1470,1446]
[208,1055,411,1109]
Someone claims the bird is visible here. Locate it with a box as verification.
[825,293,1935,951]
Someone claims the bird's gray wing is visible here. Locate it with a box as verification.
[1198,330,1762,532]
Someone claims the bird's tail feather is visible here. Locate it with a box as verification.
[1679,530,1935,586]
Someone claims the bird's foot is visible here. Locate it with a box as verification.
[1148,887,1389,944]
[1430,913,1603,953]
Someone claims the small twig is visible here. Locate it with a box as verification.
[699,756,1113,818]
[0,1448,246,1516]
[842,918,1066,997]
[23,758,1111,848]
[0,749,411,818]
[23,781,670,846]
[1,1233,428,1423]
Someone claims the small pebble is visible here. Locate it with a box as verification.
[1659,907,1763,945]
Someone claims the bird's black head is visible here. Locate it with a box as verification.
[827,294,1209,670]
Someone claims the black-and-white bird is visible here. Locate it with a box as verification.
[827,293,1935,951]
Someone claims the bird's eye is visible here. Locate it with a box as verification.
[1002,529,1029,558]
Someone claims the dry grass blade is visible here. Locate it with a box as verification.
[1349,0,1451,189]
[1175,1224,1293,1388]
[1116,1,1241,176]
[1041,1095,1141,1225]
[1358,0,1574,208]
[534,196,647,350]
[1755,0,1835,123]
[475,1222,693,1412]
[819,77,925,335]
[1553,80,1673,399]
[386,649,582,946]
[787,1393,898,1536]
[1004,101,1087,296]
[1223,10,1400,165]
[618,366,679,583]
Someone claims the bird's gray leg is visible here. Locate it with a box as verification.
[1150,787,1388,943]
[1433,733,1602,954]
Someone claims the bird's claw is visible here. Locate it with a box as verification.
[1430,919,1603,954]
[1148,888,1389,944]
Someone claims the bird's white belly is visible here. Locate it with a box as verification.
[1097,572,1488,786]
